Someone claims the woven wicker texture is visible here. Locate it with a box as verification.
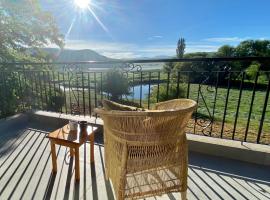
[94,99,197,200]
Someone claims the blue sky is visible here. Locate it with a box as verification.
[41,0,270,58]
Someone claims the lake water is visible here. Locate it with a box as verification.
[127,84,154,99]
[60,84,155,100]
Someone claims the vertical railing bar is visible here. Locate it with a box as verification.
[132,72,135,102]
[43,71,48,109]
[31,71,36,108]
[94,72,97,108]
[2,72,7,115]
[30,71,34,94]
[166,72,170,99]
[76,72,80,109]
[148,72,151,109]
[124,72,128,101]
[176,71,180,98]
[194,71,201,134]
[38,71,44,110]
[88,73,92,116]
[48,71,52,111]
[100,72,103,101]
[232,72,245,139]
[82,72,86,116]
[140,71,143,107]
[32,72,40,108]
[52,71,57,111]
[68,72,72,114]
[257,75,270,143]
[0,73,4,116]
[57,72,62,113]
[220,72,231,138]
[22,65,27,109]
[187,72,191,98]
[157,71,160,103]
[209,72,219,136]
[18,72,24,111]
[244,71,259,142]
[62,72,67,114]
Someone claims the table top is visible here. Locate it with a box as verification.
[47,124,98,145]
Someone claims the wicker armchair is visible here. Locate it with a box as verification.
[94,99,197,200]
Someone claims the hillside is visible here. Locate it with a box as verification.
[43,48,113,62]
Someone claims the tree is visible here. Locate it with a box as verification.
[163,62,175,73]
[0,0,65,118]
[101,68,130,101]
[176,38,186,58]
[235,40,270,57]
[0,0,64,64]
[216,45,235,57]
[235,40,270,79]
[158,38,187,101]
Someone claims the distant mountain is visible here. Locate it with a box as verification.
[43,48,113,62]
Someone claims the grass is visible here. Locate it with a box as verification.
[48,71,270,144]
[165,83,270,144]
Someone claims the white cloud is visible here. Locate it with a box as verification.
[48,39,220,59]
[203,37,250,43]
[61,39,175,58]
[148,35,163,40]
[186,44,219,52]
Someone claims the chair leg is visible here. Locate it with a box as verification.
[117,170,127,200]
[181,191,187,200]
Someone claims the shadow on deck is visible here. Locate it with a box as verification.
[0,119,269,200]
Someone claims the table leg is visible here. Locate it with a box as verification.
[50,141,57,173]
[75,147,80,181]
[70,148,74,157]
[89,134,95,163]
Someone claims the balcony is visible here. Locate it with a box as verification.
[0,57,270,199]
[0,113,269,199]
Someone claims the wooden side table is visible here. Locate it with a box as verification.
[47,124,98,181]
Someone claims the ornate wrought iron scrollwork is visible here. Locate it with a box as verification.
[191,61,232,136]
[119,62,142,73]
[62,63,83,72]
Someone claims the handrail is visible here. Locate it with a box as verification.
[1,56,270,65]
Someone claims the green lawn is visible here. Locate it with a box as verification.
[48,71,270,144]
[178,83,269,143]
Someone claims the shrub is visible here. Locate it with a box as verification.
[151,83,186,102]
[101,68,130,101]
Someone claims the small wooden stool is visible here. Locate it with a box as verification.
[47,124,98,181]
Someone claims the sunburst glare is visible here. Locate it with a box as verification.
[71,0,111,37]
[74,0,91,9]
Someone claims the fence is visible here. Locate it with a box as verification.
[0,57,269,144]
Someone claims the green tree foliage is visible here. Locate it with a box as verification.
[0,0,64,64]
[0,0,65,118]
[151,83,186,102]
[101,68,130,101]
[159,37,187,101]
[173,39,270,82]
[216,45,235,57]
[163,62,175,73]
[176,38,186,58]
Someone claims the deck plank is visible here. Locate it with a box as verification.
[0,125,269,200]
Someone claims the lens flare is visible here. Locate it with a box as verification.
[74,0,90,9]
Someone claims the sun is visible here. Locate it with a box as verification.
[74,0,91,9]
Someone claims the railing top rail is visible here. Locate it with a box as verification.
[1,70,270,73]
[1,56,270,65]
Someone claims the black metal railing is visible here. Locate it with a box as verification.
[0,57,269,144]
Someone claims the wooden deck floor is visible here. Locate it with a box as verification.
[0,122,270,200]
